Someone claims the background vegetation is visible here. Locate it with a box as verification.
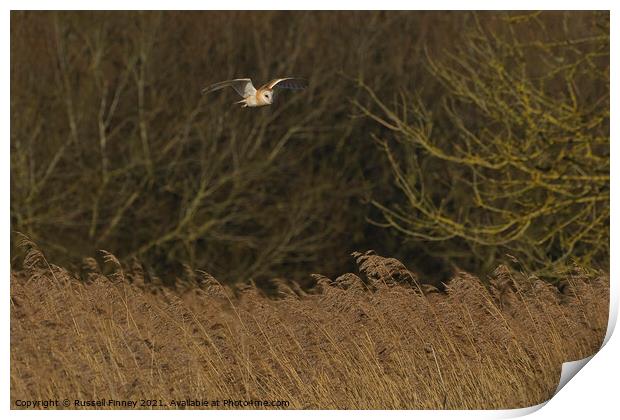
[10,11,609,284]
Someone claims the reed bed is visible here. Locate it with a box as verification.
[10,247,608,409]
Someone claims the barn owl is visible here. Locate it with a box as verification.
[202,78,308,107]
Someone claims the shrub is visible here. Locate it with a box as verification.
[357,12,609,276]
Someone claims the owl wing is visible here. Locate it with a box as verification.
[262,78,308,91]
[201,79,257,98]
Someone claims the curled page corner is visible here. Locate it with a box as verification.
[496,355,599,418]
[500,291,617,417]
[544,287,617,402]
[549,289,616,398]
[554,356,595,395]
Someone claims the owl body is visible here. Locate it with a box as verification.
[242,88,274,107]
[202,78,307,108]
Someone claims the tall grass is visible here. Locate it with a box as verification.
[11,245,608,409]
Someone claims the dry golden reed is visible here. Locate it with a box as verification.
[11,248,608,409]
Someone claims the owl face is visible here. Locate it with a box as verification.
[262,90,274,104]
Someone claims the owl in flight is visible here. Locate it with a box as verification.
[202,78,308,108]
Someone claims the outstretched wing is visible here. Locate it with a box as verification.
[262,78,308,91]
[201,79,256,98]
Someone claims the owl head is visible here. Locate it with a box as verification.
[261,90,274,104]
